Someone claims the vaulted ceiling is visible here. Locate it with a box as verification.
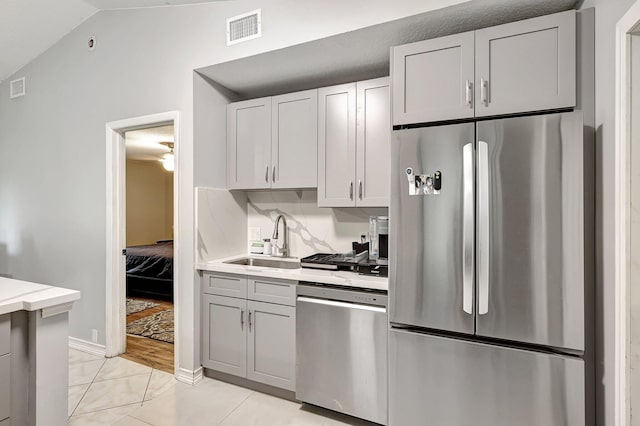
[0,0,228,83]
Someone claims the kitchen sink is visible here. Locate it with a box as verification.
[224,257,301,269]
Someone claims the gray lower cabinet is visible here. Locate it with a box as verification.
[202,294,247,377]
[202,273,296,392]
[0,314,9,423]
[391,10,576,124]
[247,300,296,391]
[318,77,390,208]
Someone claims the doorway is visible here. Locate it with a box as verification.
[120,125,175,373]
[105,112,180,376]
[616,2,640,425]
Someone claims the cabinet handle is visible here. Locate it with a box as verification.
[358,180,363,199]
[248,310,252,331]
[240,309,245,329]
[265,165,269,182]
[272,165,276,182]
[349,181,354,199]
[465,80,473,108]
[480,78,489,106]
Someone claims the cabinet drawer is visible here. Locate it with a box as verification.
[0,315,9,356]
[248,277,296,306]
[203,273,247,298]
[0,354,10,422]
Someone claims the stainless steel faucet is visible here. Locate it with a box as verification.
[272,214,289,257]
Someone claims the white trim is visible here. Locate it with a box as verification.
[615,3,640,425]
[69,336,107,358]
[176,367,203,385]
[105,111,180,376]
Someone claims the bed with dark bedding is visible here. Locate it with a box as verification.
[126,240,173,301]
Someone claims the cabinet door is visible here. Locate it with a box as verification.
[246,301,296,391]
[475,10,576,117]
[356,77,390,207]
[227,97,272,189]
[271,90,318,189]
[318,83,357,207]
[392,31,474,125]
[0,315,9,356]
[202,294,247,377]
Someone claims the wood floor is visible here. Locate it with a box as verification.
[120,298,174,374]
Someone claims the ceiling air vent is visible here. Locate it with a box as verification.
[227,9,261,46]
[10,77,25,99]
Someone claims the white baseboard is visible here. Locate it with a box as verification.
[176,367,203,385]
[69,336,107,358]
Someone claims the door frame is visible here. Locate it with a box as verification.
[105,111,180,374]
[615,2,640,425]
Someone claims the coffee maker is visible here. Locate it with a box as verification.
[375,217,389,266]
[358,216,389,276]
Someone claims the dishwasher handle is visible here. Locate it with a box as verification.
[297,296,386,313]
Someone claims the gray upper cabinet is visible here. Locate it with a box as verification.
[227,90,318,190]
[227,97,272,190]
[271,90,318,189]
[356,77,390,207]
[475,10,576,117]
[318,78,390,208]
[392,32,475,125]
[318,82,357,207]
[391,10,576,124]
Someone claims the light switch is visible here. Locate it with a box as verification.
[249,227,261,241]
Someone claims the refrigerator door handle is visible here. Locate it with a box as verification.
[478,141,490,315]
[462,143,474,315]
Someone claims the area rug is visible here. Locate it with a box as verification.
[126,298,160,315]
[126,309,174,344]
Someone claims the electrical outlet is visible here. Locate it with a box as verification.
[91,329,98,343]
[249,227,261,241]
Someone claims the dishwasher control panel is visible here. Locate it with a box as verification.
[297,282,387,307]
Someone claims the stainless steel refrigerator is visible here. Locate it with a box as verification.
[389,111,586,426]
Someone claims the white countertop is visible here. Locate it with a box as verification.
[198,255,388,291]
[0,277,81,316]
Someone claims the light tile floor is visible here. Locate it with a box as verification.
[68,349,374,425]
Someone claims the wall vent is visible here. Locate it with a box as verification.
[10,77,25,99]
[227,9,261,46]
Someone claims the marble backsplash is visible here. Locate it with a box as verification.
[247,190,388,259]
[196,187,248,263]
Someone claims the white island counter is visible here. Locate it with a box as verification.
[0,277,80,426]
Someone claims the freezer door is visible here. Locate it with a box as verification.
[390,124,475,334]
[476,111,584,351]
[389,329,585,426]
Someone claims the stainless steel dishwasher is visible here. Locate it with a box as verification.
[296,282,388,425]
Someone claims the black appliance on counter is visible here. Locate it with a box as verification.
[300,253,388,277]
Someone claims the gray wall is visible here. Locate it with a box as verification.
[0,0,460,373]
